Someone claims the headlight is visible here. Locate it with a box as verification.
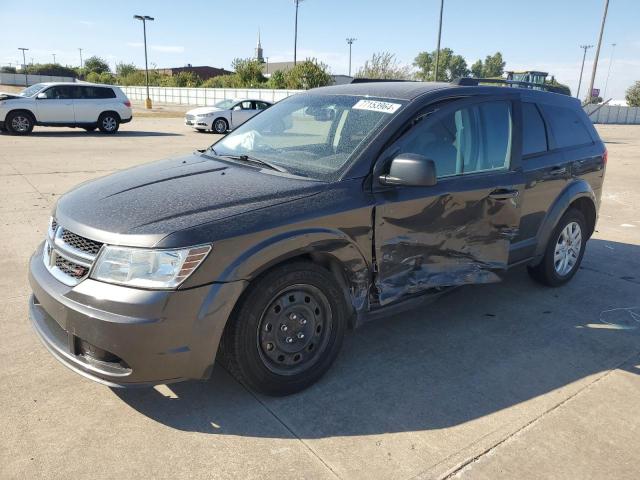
[196,112,215,117]
[91,244,211,289]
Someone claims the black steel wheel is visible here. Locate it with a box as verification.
[220,261,348,396]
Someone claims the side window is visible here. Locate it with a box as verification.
[43,86,74,99]
[394,100,512,178]
[522,102,548,156]
[80,87,116,99]
[256,101,269,110]
[540,104,592,148]
[98,87,116,99]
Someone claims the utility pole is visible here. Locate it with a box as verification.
[346,38,356,76]
[134,14,155,109]
[18,48,29,87]
[78,48,83,69]
[602,42,616,100]
[576,44,593,99]
[433,0,444,81]
[52,53,56,64]
[586,0,610,104]
[293,0,304,65]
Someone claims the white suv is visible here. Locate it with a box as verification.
[0,82,132,135]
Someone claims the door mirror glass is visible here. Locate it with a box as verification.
[36,92,47,99]
[380,153,437,187]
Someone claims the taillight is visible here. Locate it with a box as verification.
[603,149,608,166]
[124,100,131,107]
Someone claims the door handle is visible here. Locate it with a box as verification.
[489,188,520,200]
[549,166,567,176]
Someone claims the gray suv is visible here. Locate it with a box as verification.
[28,81,606,395]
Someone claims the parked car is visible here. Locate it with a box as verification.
[185,98,272,133]
[0,82,132,135]
[29,81,605,396]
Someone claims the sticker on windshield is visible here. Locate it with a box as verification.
[352,99,402,114]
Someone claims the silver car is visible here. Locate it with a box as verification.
[184,98,272,133]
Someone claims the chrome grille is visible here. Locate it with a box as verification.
[43,218,103,286]
[185,114,195,120]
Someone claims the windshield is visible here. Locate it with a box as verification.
[211,94,406,181]
[19,83,46,97]
[214,99,237,109]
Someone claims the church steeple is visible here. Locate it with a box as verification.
[255,29,264,63]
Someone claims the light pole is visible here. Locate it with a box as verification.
[134,14,155,109]
[78,48,83,69]
[18,48,29,86]
[52,53,56,64]
[586,0,610,104]
[433,0,445,81]
[602,43,616,100]
[346,38,356,77]
[293,0,304,66]
[576,44,593,99]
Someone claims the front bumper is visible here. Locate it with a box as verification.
[185,117,211,129]
[28,243,246,387]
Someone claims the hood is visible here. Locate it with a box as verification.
[0,92,23,101]
[54,153,325,247]
[186,106,223,116]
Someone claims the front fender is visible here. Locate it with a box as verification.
[532,179,596,262]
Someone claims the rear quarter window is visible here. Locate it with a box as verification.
[522,102,548,156]
[541,104,592,149]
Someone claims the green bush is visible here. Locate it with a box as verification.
[25,63,77,77]
[626,81,640,107]
[85,71,116,84]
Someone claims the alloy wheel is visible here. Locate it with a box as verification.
[102,116,117,132]
[11,115,30,133]
[214,119,227,133]
[554,221,582,276]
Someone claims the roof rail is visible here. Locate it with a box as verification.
[451,77,567,95]
[350,78,413,84]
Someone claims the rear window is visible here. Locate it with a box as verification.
[541,104,592,149]
[522,102,547,155]
[80,86,116,99]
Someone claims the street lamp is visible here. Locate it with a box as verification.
[18,48,29,87]
[78,48,83,69]
[134,14,155,109]
[52,53,56,64]
[293,0,304,66]
[346,38,356,77]
[576,44,593,99]
[602,43,617,100]
[433,0,444,81]
[586,0,610,104]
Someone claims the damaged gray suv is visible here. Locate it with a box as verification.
[29,80,606,395]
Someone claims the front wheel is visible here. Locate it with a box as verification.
[212,118,228,134]
[528,209,587,287]
[98,113,120,133]
[220,262,348,396]
[6,111,34,135]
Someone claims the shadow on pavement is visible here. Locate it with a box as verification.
[114,238,640,438]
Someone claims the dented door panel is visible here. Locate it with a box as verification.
[374,170,523,305]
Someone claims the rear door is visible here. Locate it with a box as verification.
[73,86,115,123]
[35,85,76,123]
[373,96,523,305]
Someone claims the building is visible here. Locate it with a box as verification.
[153,65,232,81]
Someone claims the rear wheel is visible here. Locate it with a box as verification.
[220,262,348,396]
[6,111,34,135]
[528,209,587,286]
[98,113,120,133]
[212,118,228,134]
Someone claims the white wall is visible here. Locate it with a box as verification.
[585,104,640,124]
[0,73,76,86]
[121,86,303,106]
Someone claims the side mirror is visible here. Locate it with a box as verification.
[379,153,437,187]
[36,92,47,99]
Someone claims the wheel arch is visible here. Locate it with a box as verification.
[532,179,597,262]
[7,108,37,122]
[99,110,121,122]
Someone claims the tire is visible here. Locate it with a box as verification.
[98,112,120,133]
[0,124,8,132]
[83,126,97,132]
[528,208,587,287]
[212,117,228,134]
[6,111,34,135]
[220,261,348,396]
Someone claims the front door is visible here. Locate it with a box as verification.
[35,85,76,123]
[373,97,523,305]
[230,100,255,128]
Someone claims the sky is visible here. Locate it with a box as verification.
[1,0,639,100]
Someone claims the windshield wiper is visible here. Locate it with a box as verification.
[215,153,288,173]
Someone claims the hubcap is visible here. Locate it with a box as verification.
[103,117,117,131]
[257,284,332,375]
[214,120,226,133]
[554,221,582,276]
[11,115,30,132]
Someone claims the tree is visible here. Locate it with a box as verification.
[83,56,111,75]
[626,81,640,107]
[85,71,115,84]
[231,58,266,87]
[470,60,483,78]
[201,74,238,88]
[585,95,603,104]
[284,59,332,89]
[545,77,571,96]
[116,62,137,77]
[482,52,505,78]
[356,52,412,80]
[267,70,287,89]
[414,48,469,82]
[25,63,77,77]
[1,66,16,73]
